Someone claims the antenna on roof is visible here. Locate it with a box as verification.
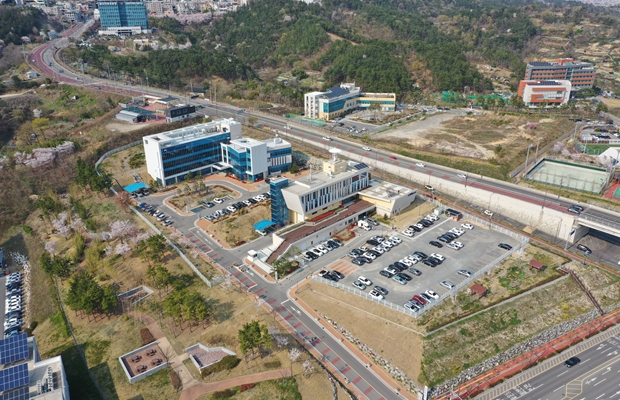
[329,148,341,163]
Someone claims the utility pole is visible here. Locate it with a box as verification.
[524,143,533,178]
[534,137,542,165]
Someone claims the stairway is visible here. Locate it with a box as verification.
[560,267,605,316]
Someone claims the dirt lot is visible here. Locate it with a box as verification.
[297,282,425,385]
[99,145,149,188]
[169,185,236,211]
[208,205,271,246]
[374,113,575,178]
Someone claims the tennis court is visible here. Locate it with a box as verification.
[526,159,608,193]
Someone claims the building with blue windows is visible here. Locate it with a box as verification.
[98,0,149,36]
[220,137,292,182]
[143,119,242,187]
[279,156,371,223]
[304,83,396,120]
[269,176,290,226]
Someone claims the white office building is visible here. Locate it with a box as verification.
[220,137,292,182]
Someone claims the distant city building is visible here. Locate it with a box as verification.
[143,120,242,186]
[525,58,596,91]
[517,80,572,107]
[304,83,396,120]
[220,137,292,182]
[97,0,149,36]
[165,104,196,123]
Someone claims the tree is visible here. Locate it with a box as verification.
[247,116,258,127]
[114,191,133,212]
[101,285,119,315]
[288,347,301,374]
[109,220,137,243]
[115,242,131,259]
[238,320,270,361]
[596,101,609,113]
[302,359,314,378]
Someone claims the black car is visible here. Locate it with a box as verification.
[331,270,345,280]
[428,256,443,265]
[379,270,394,278]
[423,258,440,267]
[397,272,412,281]
[429,241,443,248]
[413,251,428,259]
[327,240,340,248]
[437,236,450,243]
[352,258,366,266]
[5,311,22,319]
[367,239,380,246]
[360,256,373,264]
[409,225,422,232]
[248,198,257,204]
[408,268,422,276]
[564,357,580,368]
[351,249,364,256]
[332,239,344,246]
[498,243,513,251]
[444,232,458,239]
[420,220,432,227]
[305,251,318,260]
[323,274,338,282]
[393,261,408,271]
[323,242,336,251]
[366,250,380,258]
[204,202,215,208]
[262,193,270,198]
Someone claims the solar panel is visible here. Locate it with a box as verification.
[0,386,29,400]
[0,335,29,365]
[0,364,29,392]
[353,163,369,170]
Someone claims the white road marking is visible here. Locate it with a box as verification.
[557,370,569,377]
[594,378,606,387]
[582,358,591,364]
[595,394,605,400]
[602,367,612,375]
[281,299,290,305]
[553,386,564,392]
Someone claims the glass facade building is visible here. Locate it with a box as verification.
[98,1,148,30]
[221,137,292,182]
[270,177,290,226]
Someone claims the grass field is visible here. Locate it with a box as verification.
[208,205,270,246]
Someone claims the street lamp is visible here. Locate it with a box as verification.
[523,143,533,178]
[534,137,542,165]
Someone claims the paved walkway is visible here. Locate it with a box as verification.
[132,312,197,389]
[178,368,291,400]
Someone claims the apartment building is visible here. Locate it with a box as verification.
[98,0,149,35]
[517,80,572,106]
[525,58,596,91]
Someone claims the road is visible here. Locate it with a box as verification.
[494,333,620,400]
[33,23,620,398]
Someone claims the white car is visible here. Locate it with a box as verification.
[312,247,326,256]
[456,173,467,179]
[461,223,474,230]
[372,247,385,255]
[484,210,494,217]
[450,228,465,236]
[405,256,419,264]
[430,253,445,261]
[213,198,224,204]
[453,241,464,248]
[440,280,455,289]
[369,290,384,300]
[426,290,440,299]
[403,229,414,237]
[400,258,414,267]
[426,214,438,221]
[363,252,377,260]
[446,243,460,250]
[323,136,332,141]
[390,236,402,244]
[415,163,426,168]
[358,277,373,286]
[381,240,393,248]
[363,146,371,151]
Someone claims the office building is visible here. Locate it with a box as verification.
[165,105,196,123]
[280,155,370,223]
[524,58,596,91]
[97,0,149,36]
[304,83,396,120]
[220,137,292,182]
[143,119,242,187]
[517,80,572,107]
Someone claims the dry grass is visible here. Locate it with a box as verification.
[99,145,149,188]
[297,282,424,385]
[209,205,271,246]
[169,185,236,210]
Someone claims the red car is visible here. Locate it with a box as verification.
[412,295,426,306]
[389,155,397,160]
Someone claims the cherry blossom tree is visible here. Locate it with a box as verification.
[131,232,151,247]
[44,241,56,255]
[109,220,137,243]
[302,359,314,378]
[288,348,302,374]
[104,245,114,257]
[274,334,288,350]
[115,242,131,259]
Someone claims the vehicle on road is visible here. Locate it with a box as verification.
[567,205,584,214]
[390,155,397,160]
[425,185,434,191]
[363,146,371,151]
[484,209,494,217]
[323,136,332,141]
[576,244,592,254]
[456,174,467,179]
[415,163,425,167]
[564,357,580,367]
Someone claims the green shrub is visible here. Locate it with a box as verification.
[22,225,34,236]
[212,388,236,398]
[263,360,281,369]
[199,355,241,377]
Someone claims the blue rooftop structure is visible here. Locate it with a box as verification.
[253,220,275,231]
[322,86,351,99]
[124,182,149,193]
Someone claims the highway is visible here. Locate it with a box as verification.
[31,23,620,399]
[494,333,620,400]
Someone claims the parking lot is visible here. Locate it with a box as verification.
[329,217,518,310]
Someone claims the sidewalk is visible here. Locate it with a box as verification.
[438,308,620,399]
[179,368,291,400]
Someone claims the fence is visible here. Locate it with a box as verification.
[95,141,215,287]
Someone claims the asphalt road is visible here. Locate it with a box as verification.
[495,333,620,400]
[32,23,620,398]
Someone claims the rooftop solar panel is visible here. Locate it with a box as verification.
[528,61,552,66]
[0,364,29,392]
[0,335,29,366]
[353,163,369,170]
[0,386,29,400]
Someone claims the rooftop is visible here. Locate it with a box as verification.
[321,86,351,99]
[282,164,369,196]
[144,119,239,145]
[360,181,415,201]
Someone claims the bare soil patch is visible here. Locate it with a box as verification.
[169,185,235,211]
[208,205,271,247]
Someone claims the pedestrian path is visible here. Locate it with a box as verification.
[178,368,291,400]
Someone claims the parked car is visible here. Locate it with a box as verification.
[461,223,474,230]
[408,268,422,276]
[358,277,372,286]
[440,280,455,289]
[426,290,440,299]
[213,198,224,204]
[457,269,472,277]
[352,281,367,290]
[498,243,513,250]
[397,272,412,281]
[379,270,394,278]
[576,244,592,254]
[403,229,415,237]
[331,271,345,280]
[429,241,443,248]
[374,286,388,296]
[392,275,407,285]
[351,258,366,266]
[369,290,384,300]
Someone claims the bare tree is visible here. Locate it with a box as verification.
[302,359,314,378]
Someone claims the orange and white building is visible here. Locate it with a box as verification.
[524,59,596,91]
[517,80,572,107]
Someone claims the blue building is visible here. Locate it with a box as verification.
[143,119,242,187]
[220,137,292,182]
[98,0,148,35]
[270,176,290,226]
